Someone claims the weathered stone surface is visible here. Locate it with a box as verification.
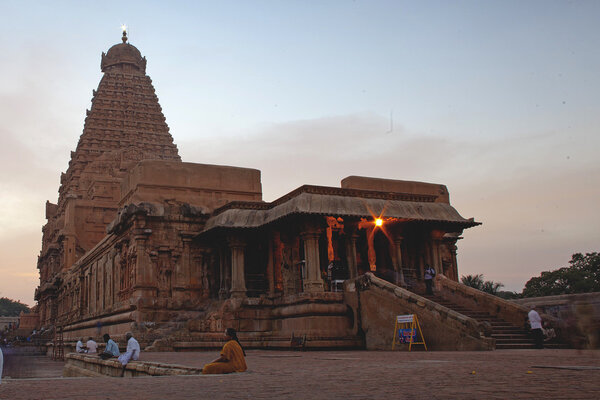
[63,353,203,377]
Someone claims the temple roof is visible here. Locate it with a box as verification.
[201,185,480,233]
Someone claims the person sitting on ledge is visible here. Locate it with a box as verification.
[76,337,86,353]
[86,337,98,354]
[118,332,140,366]
[100,333,120,360]
[202,328,247,374]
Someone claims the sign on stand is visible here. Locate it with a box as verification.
[392,314,427,351]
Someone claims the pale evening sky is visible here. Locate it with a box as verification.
[0,0,598,306]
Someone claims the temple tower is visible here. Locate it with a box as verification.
[36,30,180,324]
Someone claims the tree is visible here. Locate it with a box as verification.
[461,274,507,296]
[522,252,600,297]
[461,274,484,290]
[0,297,31,316]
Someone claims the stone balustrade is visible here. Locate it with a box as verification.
[346,273,494,350]
[63,353,202,377]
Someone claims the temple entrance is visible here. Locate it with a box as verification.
[319,229,349,291]
[245,235,268,297]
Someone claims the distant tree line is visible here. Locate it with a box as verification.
[0,297,31,316]
[461,252,600,299]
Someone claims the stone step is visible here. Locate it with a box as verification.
[495,343,537,350]
[171,336,364,351]
[491,325,526,330]
[493,337,533,344]
[491,334,531,339]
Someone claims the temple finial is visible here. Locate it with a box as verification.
[121,24,128,43]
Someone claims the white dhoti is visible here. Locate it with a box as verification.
[118,350,136,366]
[119,336,140,366]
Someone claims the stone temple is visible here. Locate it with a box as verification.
[35,32,540,351]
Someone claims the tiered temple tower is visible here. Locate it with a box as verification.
[36,30,180,325]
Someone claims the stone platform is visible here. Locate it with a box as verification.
[1,349,599,399]
[63,353,203,377]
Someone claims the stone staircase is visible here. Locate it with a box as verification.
[422,294,537,349]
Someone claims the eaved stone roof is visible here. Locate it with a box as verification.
[201,185,480,233]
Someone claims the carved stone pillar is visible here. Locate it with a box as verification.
[218,246,228,300]
[430,230,445,275]
[301,231,324,293]
[267,234,275,296]
[393,236,405,285]
[78,272,85,318]
[133,227,156,302]
[173,232,194,301]
[228,236,247,298]
[90,264,97,314]
[345,233,359,279]
[443,234,461,282]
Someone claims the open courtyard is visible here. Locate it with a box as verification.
[1,349,599,399]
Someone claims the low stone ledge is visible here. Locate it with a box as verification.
[63,353,203,377]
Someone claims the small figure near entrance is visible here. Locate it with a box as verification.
[202,328,247,374]
[528,306,544,349]
[424,264,436,295]
[100,334,120,360]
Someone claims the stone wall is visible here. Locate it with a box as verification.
[148,292,362,350]
[436,275,532,328]
[119,160,262,210]
[63,353,202,377]
[513,292,600,349]
[345,273,494,351]
[341,176,450,203]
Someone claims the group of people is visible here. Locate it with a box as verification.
[76,332,140,367]
[73,329,246,375]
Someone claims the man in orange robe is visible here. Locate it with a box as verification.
[202,328,247,374]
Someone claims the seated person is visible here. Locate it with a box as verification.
[86,337,98,354]
[76,338,86,353]
[118,332,140,366]
[202,328,247,374]
[100,334,120,360]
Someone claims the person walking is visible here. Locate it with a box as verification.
[528,306,544,349]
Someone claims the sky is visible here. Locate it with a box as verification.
[0,0,598,306]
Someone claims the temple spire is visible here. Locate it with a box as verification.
[121,25,128,43]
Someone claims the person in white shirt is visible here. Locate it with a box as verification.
[528,306,544,349]
[76,338,86,353]
[0,346,4,385]
[118,332,140,373]
[86,337,98,354]
[424,264,436,295]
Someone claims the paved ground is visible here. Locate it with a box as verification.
[1,349,599,399]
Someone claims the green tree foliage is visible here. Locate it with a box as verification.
[522,252,600,297]
[461,274,484,290]
[0,297,31,316]
[461,274,507,296]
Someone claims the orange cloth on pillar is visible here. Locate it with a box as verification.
[202,340,247,374]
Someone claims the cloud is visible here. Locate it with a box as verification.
[181,113,599,292]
